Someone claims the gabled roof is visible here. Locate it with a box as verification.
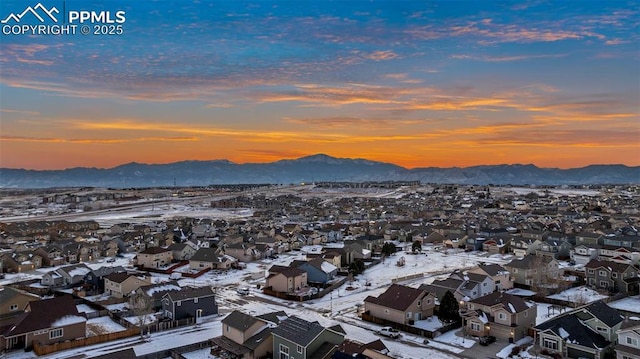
[364,284,427,311]
[584,259,633,273]
[222,310,264,331]
[577,301,624,328]
[165,286,215,301]
[0,286,39,304]
[90,265,126,278]
[268,265,306,278]
[468,292,530,313]
[476,263,509,276]
[5,295,83,336]
[271,316,326,347]
[104,272,137,284]
[139,246,171,254]
[536,313,611,350]
[256,310,288,325]
[505,255,553,270]
[191,247,224,262]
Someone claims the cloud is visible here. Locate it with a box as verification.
[451,54,567,62]
[282,116,424,129]
[363,50,400,61]
[0,135,199,144]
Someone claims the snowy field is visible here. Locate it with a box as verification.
[546,286,609,304]
[608,295,640,315]
[86,316,127,336]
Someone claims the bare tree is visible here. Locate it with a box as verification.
[129,292,154,340]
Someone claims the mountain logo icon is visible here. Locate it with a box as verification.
[1,3,59,24]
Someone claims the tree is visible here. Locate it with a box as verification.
[129,291,154,339]
[411,240,422,254]
[438,290,461,324]
[348,259,365,275]
[381,242,396,257]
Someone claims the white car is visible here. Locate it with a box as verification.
[378,327,401,338]
[236,287,250,295]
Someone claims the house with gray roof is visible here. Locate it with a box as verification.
[161,286,217,321]
[364,284,436,325]
[272,316,344,359]
[211,310,282,359]
[535,301,624,359]
[462,291,536,342]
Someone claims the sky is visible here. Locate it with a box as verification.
[0,0,639,170]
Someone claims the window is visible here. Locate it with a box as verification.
[406,312,412,319]
[543,338,558,350]
[279,344,289,359]
[599,281,609,287]
[194,298,198,304]
[596,326,608,333]
[626,336,638,346]
[297,345,303,354]
[10,304,18,311]
[177,301,181,306]
[588,269,594,274]
[498,313,506,320]
[513,269,518,273]
[226,325,230,332]
[483,282,487,286]
[470,322,481,331]
[524,311,527,317]
[599,270,608,277]
[384,309,389,314]
[417,301,421,307]
[49,328,63,339]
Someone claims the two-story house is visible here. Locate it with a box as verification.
[535,301,624,359]
[136,247,173,269]
[272,316,345,359]
[571,244,599,265]
[468,263,514,291]
[462,291,536,343]
[0,286,39,317]
[104,272,152,298]
[266,265,308,294]
[364,284,436,325]
[585,260,639,295]
[225,242,260,263]
[616,321,640,359]
[189,247,233,270]
[161,286,217,321]
[212,310,276,359]
[167,242,198,261]
[504,255,559,289]
[292,258,338,285]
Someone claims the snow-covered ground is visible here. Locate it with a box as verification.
[608,295,640,315]
[546,286,608,304]
[535,303,569,325]
[86,316,127,336]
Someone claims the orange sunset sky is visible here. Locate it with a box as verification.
[1,1,639,170]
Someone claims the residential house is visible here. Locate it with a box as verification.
[82,265,126,293]
[576,232,604,246]
[41,263,92,288]
[0,295,86,352]
[462,292,536,342]
[535,301,624,359]
[0,286,39,317]
[616,320,640,359]
[468,263,514,291]
[482,238,509,255]
[104,272,152,298]
[571,244,599,266]
[334,339,392,359]
[451,272,495,299]
[585,260,640,295]
[509,238,535,258]
[134,281,181,310]
[504,255,559,289]
[189,247,233,270]
[272,316,345,359]
[136,246,173,269]
[167,242,198,261]
[212,310,275,359]
[293,258,338,285]
[0,253,36,273]
[364,284,436,325]
[535,238,573,260]
[599,246,640,266]
[266,265,308,294]
[161,286,217,321]
[225,242,260,262]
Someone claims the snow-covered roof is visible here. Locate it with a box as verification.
[52,315,87,327]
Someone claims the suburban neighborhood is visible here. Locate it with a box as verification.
[0,182,639,359]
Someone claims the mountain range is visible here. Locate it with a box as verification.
[1,154,638,188]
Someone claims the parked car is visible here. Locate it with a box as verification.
[479,335,496,346]
[378,327,401,339]
[236,287,250,295]
[106,257,116,263]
